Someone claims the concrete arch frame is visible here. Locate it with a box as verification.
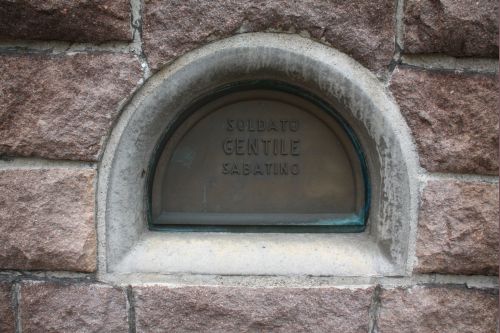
[97,33,419,281]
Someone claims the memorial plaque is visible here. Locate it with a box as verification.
[150,83,369,231]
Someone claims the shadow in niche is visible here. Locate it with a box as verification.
[147,80,371,233]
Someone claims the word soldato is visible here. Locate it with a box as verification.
[226,119,299,132]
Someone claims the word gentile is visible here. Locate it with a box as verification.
[222,119,301,176]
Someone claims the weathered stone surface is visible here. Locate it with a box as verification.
[390,67,499,175]
[0,53,142,161]
[378,286,498,333]
[0,169,96,272]
[134,286,373,332]
[403,0,498,57]
[21,281,128,333]
[0,0,131,42]
[0,282,15,333]
[143,0,395,73]
[415,180,499,275]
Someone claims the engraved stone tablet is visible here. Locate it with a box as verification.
[150,85,368,230]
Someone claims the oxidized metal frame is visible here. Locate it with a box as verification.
[147,80,370,233]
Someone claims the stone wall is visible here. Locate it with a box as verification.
[0,0,498,332]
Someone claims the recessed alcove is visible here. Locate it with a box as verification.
[97,33,419,279]
[150,82,369,232]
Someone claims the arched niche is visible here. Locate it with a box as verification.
[98,33,419,278]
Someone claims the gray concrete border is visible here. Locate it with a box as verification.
[97,33,420,281]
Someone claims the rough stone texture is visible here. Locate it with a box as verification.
[403,0,498,57]
[134,286,373,332]
[378,286,499,333]
[21,281,128,333]
[143,0,395,73]
[415,180,499,275]
[0,0,131,42]
[0,282,15,333]
[0,53,142,161]
[390,67,499,175]
[0,169,96,272]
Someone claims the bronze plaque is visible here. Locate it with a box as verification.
[151,85,368,229]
